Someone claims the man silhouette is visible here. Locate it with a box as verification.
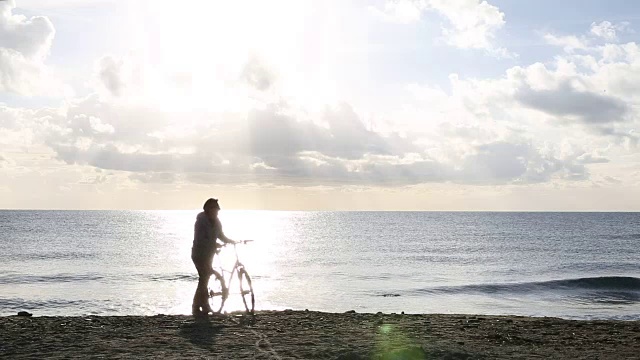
[191,198,236,316]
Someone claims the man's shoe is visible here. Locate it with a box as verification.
[203,306,215,315]
[192,306,205,317]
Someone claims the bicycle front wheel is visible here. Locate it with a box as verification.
[207,270,227,314]
[238,269,255,314]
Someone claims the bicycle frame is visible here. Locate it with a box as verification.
[207,240,255,314]
[213,243,247,297]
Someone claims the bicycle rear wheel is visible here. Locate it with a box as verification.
[207,270,227,314]
[238,269,255,314]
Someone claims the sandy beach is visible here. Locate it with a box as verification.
[2,310,639,359]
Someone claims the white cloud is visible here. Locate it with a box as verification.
[543,33,590,53]
[477,57,638,141]
[0,0,56,95]
[545,21,634,54]
[369,0,424,24]
[3,2,640,208]
[90,52,281,113]
[373,0,511,56]
[590,21,631,41]
[32,20,636,188]
[16,0,117,10]
[390,29,640,182]
[429,0,506,51]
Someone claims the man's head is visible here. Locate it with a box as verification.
[203,198,220,218]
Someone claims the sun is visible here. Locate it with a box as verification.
[131,0,311,70]
[118,0,341,112]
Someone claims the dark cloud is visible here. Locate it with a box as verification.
[594,126,639,145]
[245,108,318,157]
[242,103,413,162]
[51,143,228,173]
[604,176,621,184]
[354,159,450,185]
[516,82,628,124]
[322,104,409,158]
[457,141,587,184]
[39,98,591,186]
[97,56,126,97]
[241,55,276,91]
[459,142,530,182]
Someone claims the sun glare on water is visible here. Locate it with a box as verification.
[154,210,291,314]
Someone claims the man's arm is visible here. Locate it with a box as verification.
[215,218,235,244]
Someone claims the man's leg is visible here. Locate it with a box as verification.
[199,272,214,313]
[200,253,215,313]
[192,258,210,315]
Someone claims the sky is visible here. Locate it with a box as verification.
[1,0,640,210]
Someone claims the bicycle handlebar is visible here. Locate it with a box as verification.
[218,240,254,247]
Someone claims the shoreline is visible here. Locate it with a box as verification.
[3,310,640,359]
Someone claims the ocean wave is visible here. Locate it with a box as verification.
[569,291,640,305]
[354,274,393,281]
[0,272,201,285]
[0,273,105,285]
[148,273,198,282]
[550,263,640,273]
[414,276,640,295]
[0,298,86,310]
[603,233,640,240]
[1,252,99,261]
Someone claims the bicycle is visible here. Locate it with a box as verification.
[207,240,255,314]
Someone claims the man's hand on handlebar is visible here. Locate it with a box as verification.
[216,239,254,248]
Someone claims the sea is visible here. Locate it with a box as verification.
[1,210,639,320]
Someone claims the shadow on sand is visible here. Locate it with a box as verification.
[178,317,225,348]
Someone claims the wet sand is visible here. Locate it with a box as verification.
[2,310,640,359]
